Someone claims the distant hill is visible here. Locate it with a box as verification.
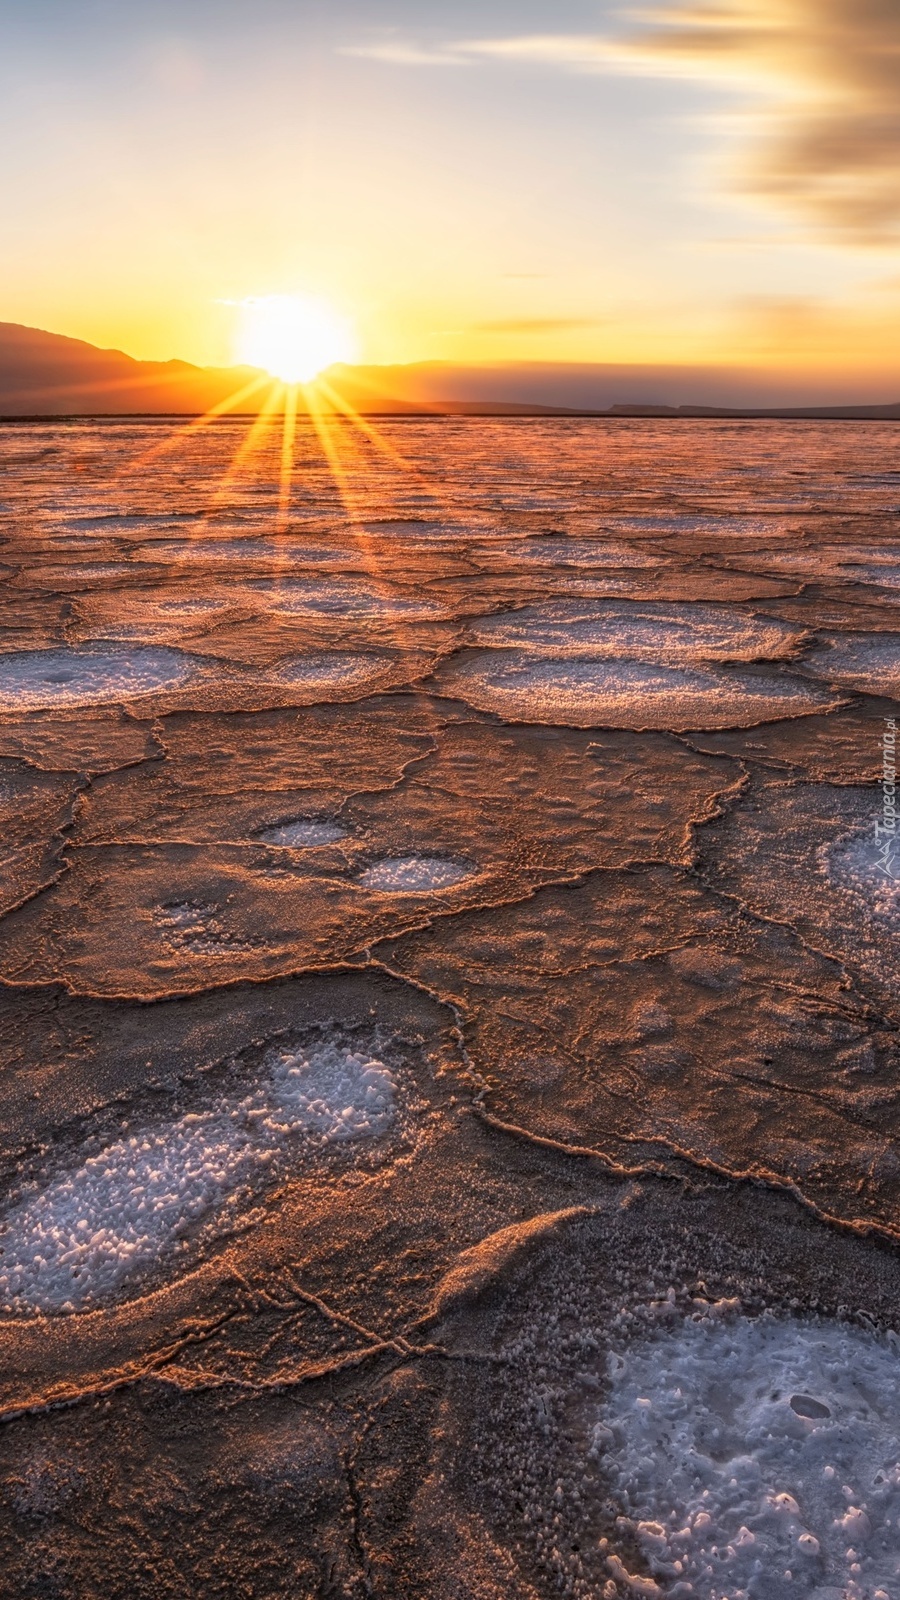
[1,321,900,419]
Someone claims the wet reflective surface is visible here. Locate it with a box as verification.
[1,416,899,1598]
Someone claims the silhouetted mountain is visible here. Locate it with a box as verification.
[1,321,899,418]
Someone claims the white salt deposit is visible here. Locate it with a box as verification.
[257,654,397,695]
[592,1305,900,1600]
[492,540,662,570]
[469,601,799,661]
[439,653,835,730]
[800,634,900,698]
[150,539,348,565]
[0,1042,397,1312]
[0,648,195,710]
[826,830,900,917]
[358,855,475,892]
[257,818,347,847]
[252,579,449,620]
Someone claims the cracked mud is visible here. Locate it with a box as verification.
[1,417,899,1599]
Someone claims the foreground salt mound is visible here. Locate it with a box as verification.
[469,601,800,661]
[0,647,195,710]
[0,1042,397,1313]
[593,1305,900,1600]
[438,653,835,730]
[358,855,476,892]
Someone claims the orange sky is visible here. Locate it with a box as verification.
[0,0,898,387]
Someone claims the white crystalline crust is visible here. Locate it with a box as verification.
[441,653,834,731]
[265,653,391,689]
[593,1305,900,1600]
[0,648,194,710]
[801,635,900,698]
[0,1043,397,1313]
[358,855,475,891]
[469,601,800,662]
[257,818,347,847]
[826,832,900,920]
[252,578,449,619]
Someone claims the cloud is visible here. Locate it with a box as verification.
[345,9,900,243]
[455,35,614,70]
[342,34,616,72]
[340,42,469,66]
[616,0,900,242]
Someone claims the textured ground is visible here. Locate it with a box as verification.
[1,416,899,1598]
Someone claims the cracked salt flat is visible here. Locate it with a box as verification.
[251,578,450,620]
[256,818,347,847]
[0,1042,398,1313]
[438,653,836,730]
[800,634,900,698]
[358,855,476,892]
[0,647,196,710]
[490,539,663,569]
[469,600,800,661]
[147,539,350,565]
[592,1304,900,1600]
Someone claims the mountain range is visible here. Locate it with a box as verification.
[2,320,900,420]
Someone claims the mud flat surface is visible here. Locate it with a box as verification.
[1,415,899,1598]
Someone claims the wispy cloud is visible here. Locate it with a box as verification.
[455,35,615,70]
[340,41,469,67]
[346,8,900,244]
[342,34,615,72]
[615,0,900,243]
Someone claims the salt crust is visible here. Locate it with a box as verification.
[593,1303,900,1600]
[252,578,449,619]
[0,648,194,709]
[442,653,832,730]
[469,601,799,661]
[826,831,900,920]
[256,818,347,847]
[358,855,476,892]
[0,1042,396,1313]
[0,647,389,710]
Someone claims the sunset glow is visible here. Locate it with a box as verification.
[235,295,356,384]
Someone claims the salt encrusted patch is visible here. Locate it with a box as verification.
[437,653,836,731]
[262,653,398,690]
[592,1302,900,1600]
[799,633,900,698]
[0,1041,398,1313]
[256,818,348,847]
[358,855,476,892]
[251,578,450,620]
[146,539,349,564]
[468,600,800,662]
[488,540,663,570]
[825,831,900,919]
[0,648,196,710]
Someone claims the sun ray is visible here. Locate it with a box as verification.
[116,374,271,480]
[277,384,299,533]
[152,380,283,602]
[313,377,427,483]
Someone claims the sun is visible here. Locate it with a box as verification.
[235,294,356,384]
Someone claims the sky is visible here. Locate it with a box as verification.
[1,0,899,388]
